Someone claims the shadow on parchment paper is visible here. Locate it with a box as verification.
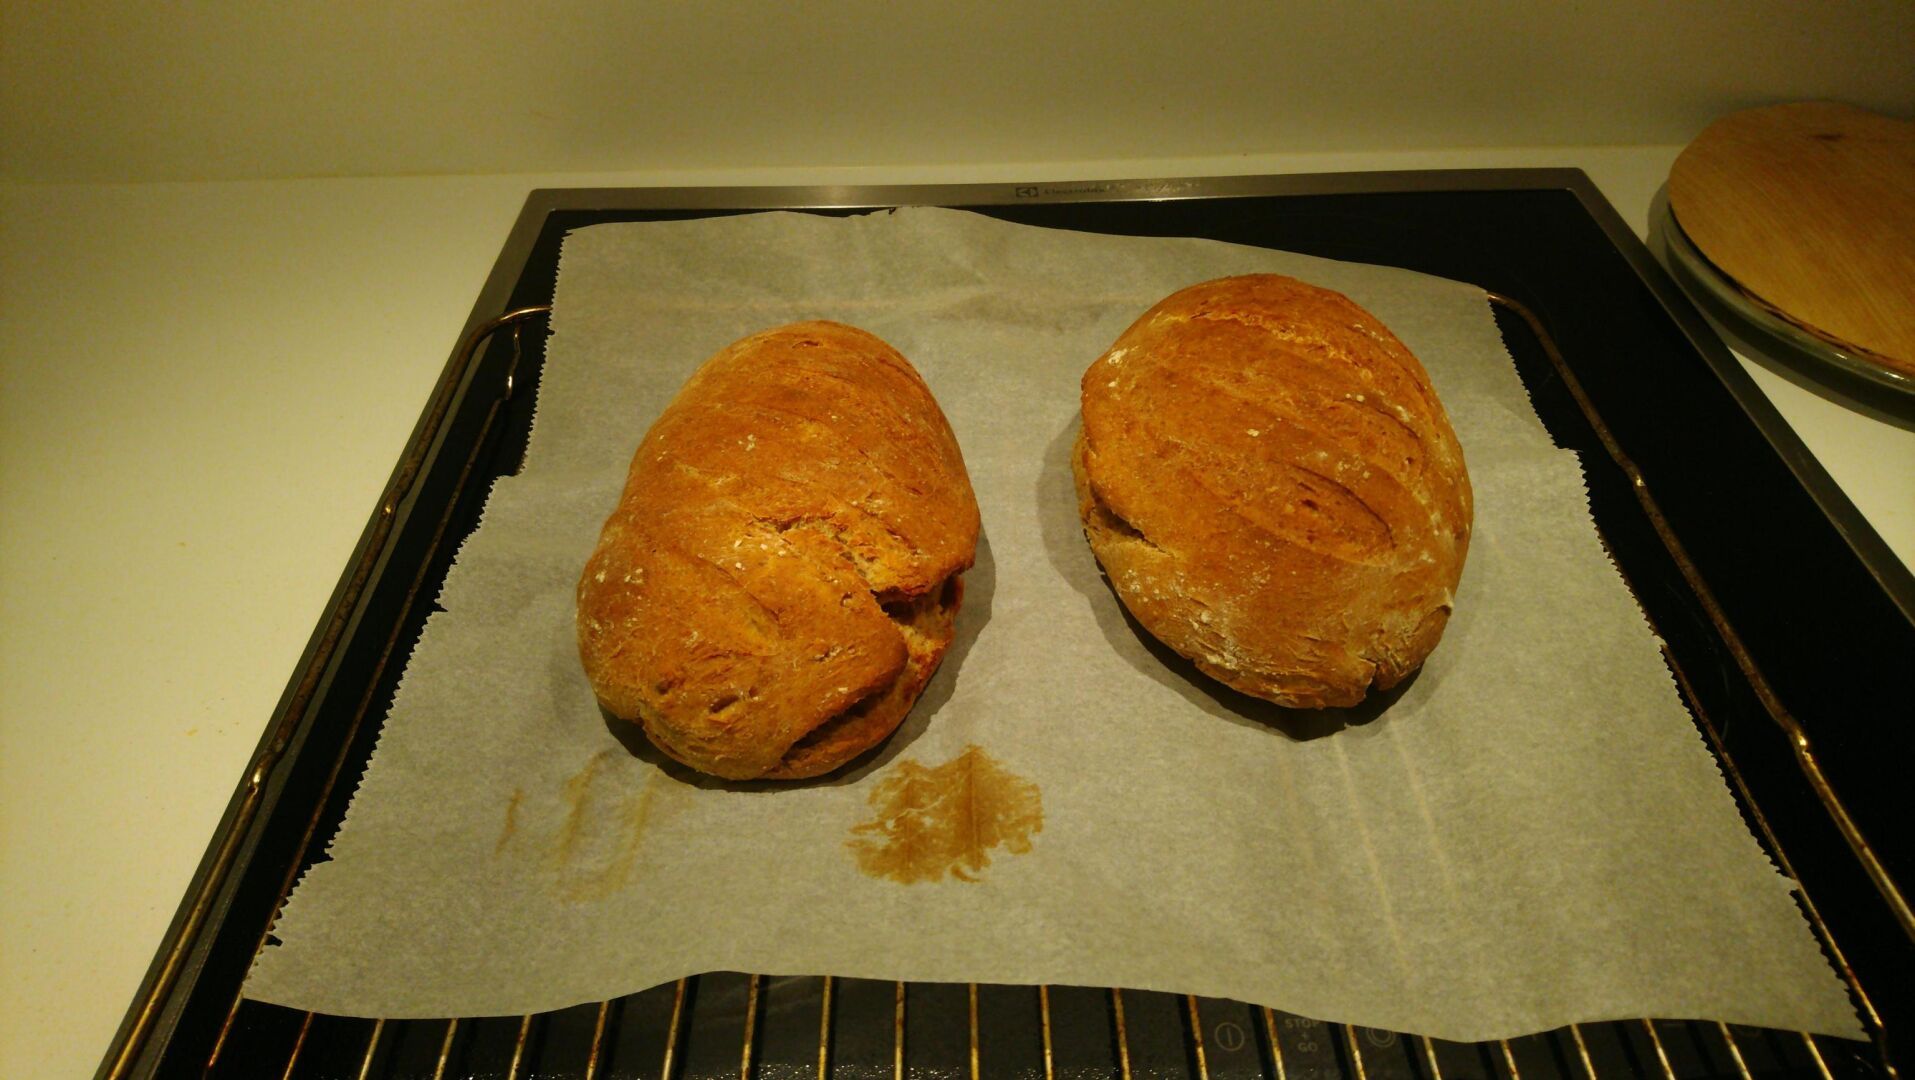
[598,529,998,791]
[1037,418,1409,741]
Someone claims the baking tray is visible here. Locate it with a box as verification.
[97,172,1915,1079]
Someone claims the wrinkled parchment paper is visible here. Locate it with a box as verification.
[245,208,1859,1041]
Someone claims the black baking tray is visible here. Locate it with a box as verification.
[98,172,1915,1079]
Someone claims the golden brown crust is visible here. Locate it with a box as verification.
[762,577,962,779]
[578,322,979,779]
[1076,275,1472,709]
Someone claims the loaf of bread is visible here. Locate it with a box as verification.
[578,322,979,779]
[1075,275,1472,709]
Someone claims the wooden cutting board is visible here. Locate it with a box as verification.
[1669,101,1915,377]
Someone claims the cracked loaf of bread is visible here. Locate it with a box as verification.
[1074,275,1472,709]
[578,321,979,779]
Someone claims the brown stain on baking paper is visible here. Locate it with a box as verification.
[493,787,525,856]
[848,745,1043,884]
[549,750,662,902]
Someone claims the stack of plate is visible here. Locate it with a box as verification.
[1654,101,1914,408]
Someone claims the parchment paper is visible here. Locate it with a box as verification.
[245,207,1859,1041]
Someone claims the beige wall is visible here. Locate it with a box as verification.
[3,1,1911,183]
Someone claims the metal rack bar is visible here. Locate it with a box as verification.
[1039,985,1056,1080]
[1565,1024,1595,1079]
[508,1014,533,1080]
[278,1011,312,1080]
[818,976,834,1080]
[661,978,688,1080]
[1418,1034,1443,1079]
[357,1018,386,1080]
[1638,1019,1675,1080]
[587,999,612,1080]
[1498,1037,1521,1079]
[1716,1022,1753,1080]
[1187,997,1212,1080]
[431,1018,460,1080]
[892,981,906,1080]
[1261,1007,1287,1080]
[1802,1033,1836,1080]
[1343,1025,1368,1080]
[968,983,980,1080]
[1112,989,1134,1080]
[739,976,761,1080]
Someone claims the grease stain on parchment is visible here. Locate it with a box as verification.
[548,749,662,902]
[493,787,525,856]
[848,745,1043,884]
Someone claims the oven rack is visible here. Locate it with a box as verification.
[207,974,1881,1079]
[97,174,1914,1079]
[185,296,1891,1080]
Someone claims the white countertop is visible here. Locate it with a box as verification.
[3,149,1911,1078]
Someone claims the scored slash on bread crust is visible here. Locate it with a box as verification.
[1076,274,1472,709]
[577,322,980,780]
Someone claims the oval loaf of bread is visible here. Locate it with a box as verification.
[578,321,979,779]
[1075,274,1472,709]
